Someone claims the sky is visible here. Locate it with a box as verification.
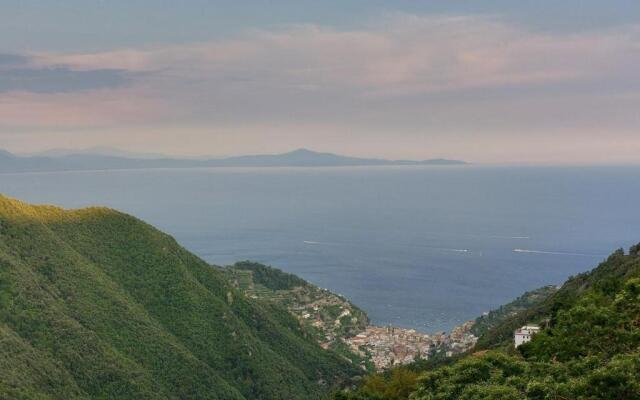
[0,1,639,163]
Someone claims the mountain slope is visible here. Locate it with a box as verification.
[0,195,359,399]
[469,285,558,339]
[474,246,640,351]
[224,262,371,367]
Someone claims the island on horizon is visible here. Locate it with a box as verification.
[0,147,467,173]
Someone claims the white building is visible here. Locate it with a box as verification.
[514,325,540,347]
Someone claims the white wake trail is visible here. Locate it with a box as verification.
[513,248,601,257]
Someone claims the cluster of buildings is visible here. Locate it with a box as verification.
[342,320,542,371]
[288,287,367,348]
[442,320,478,357]
[345,322,478,370]
[346,326,436,370]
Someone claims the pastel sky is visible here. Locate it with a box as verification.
[1,1,639,163]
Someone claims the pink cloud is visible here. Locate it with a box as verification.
[3,15,639,131]
[0,87,167,128]
[41,16,640,95]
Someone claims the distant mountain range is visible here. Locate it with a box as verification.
[0,148,467,173]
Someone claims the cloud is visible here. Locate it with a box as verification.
[0,53,134,93]
[22,15,636,127]
[0,54,154,127]
[41,15,640,96]
[0,53,31,67]
[0,67,134,94]
[0,88,168,128]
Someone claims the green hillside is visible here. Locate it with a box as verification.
[332,244,640,399]
[474,246,640,351]
[0,195,360,400]
[470,285,558,338]
[230,261,308,291]
[224,262,371,368]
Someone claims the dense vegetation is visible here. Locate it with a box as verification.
[225,262,371,369]
[470,285,557,338]
[333,244,640,399]
[231,261,308,291]
[0,195,360,400]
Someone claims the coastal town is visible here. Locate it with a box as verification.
[225,262,480,371]
[345,321,478,370]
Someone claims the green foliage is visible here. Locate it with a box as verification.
[232,261,307,290]
[0,195,359,399]
[225,260,369,366]
[520,277,640,362]
[409,351,640,400]
[470,285,557,337]
[333,368,420,400]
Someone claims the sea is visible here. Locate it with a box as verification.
[1,165,638,333]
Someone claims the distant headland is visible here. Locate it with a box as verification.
[0,148,467,173]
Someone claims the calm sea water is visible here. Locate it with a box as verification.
[1,165,639,332]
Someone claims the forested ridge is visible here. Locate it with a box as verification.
[0,195,359,400]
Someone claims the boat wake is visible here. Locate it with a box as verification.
[425,246,470,254]
[444,248,469,253]
[423,231,530,240]
[513,248,599,257]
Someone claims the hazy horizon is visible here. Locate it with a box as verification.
[1,1,639,164]
[5,146,640,167]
